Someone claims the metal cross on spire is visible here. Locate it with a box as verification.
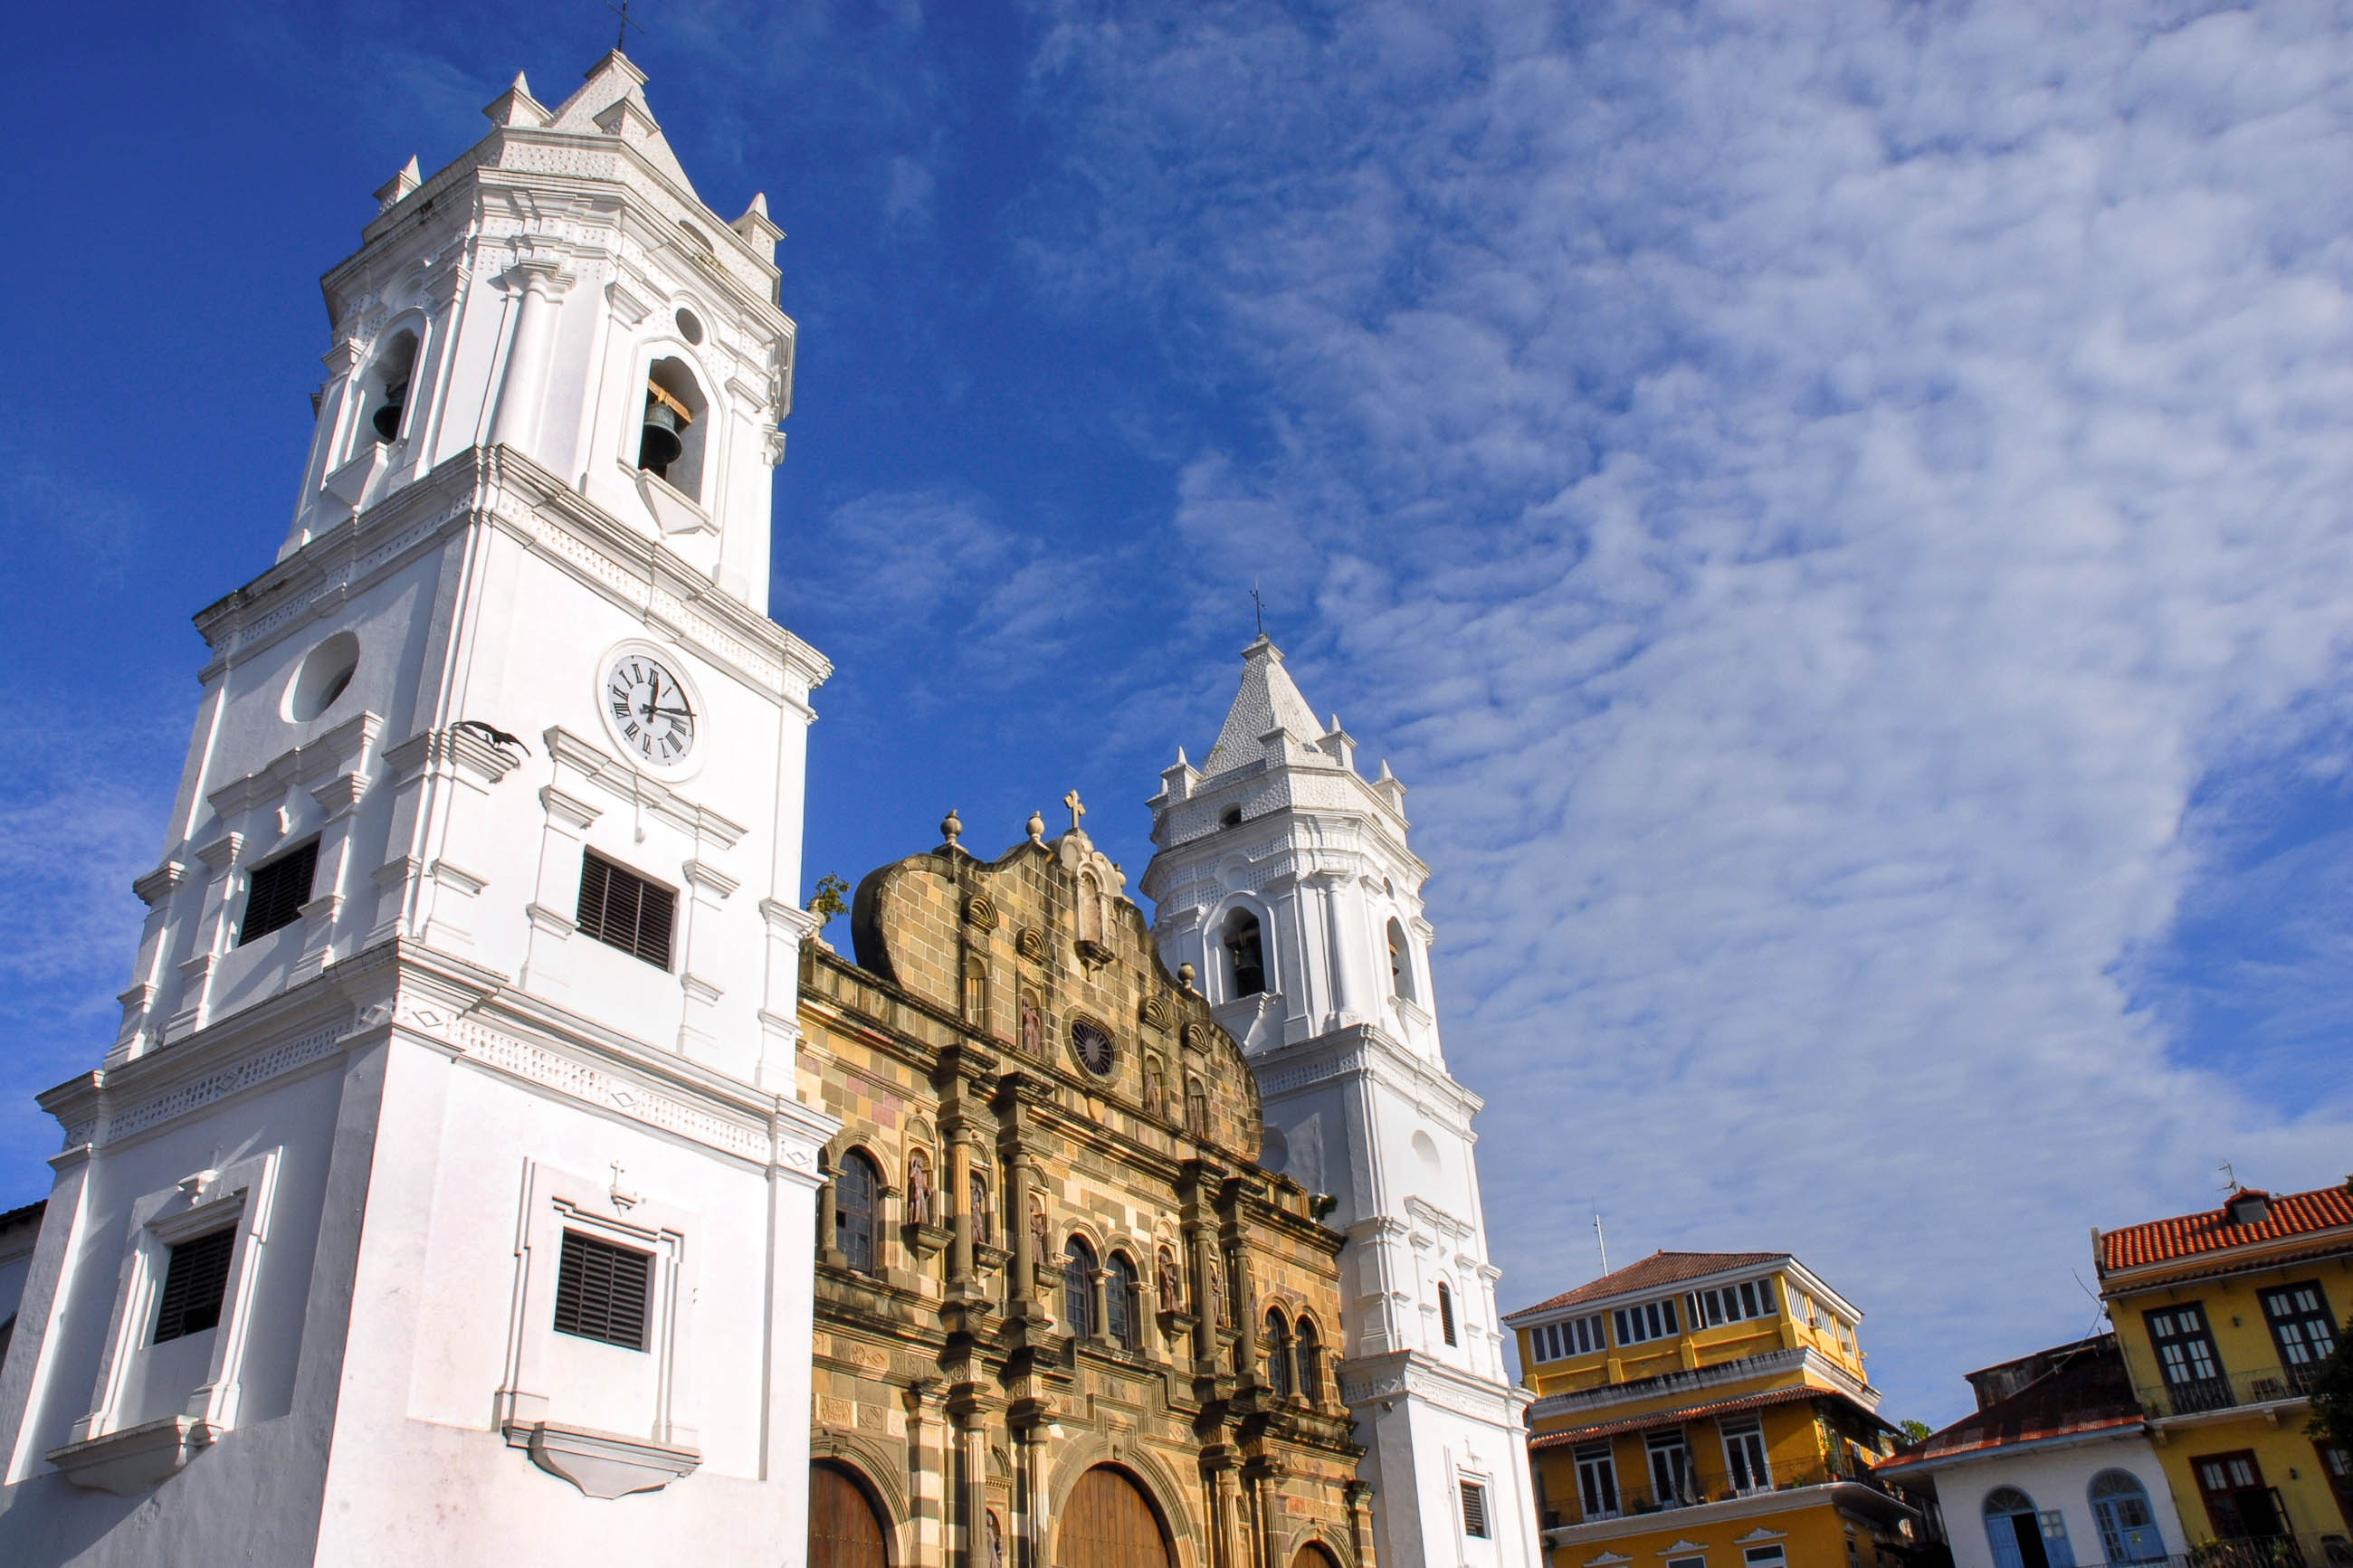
[1249,577,1267,638]
[604,0,646,52]
[1063,789,1086,834]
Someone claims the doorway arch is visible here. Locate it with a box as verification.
[1291,1544,1343,1568]
[809,1460,891,1568]
[1056,1464,1171,1568]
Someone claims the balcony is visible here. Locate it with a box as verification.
[2122,1535,2353,1568]
[1553,1462,1921,1535]
[2134,1364,2321,1420]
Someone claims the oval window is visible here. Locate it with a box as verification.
[675,307,704,345]
[286,632,360,721]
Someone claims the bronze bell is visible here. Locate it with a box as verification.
[639,379,691,475]
[371,378,408,442]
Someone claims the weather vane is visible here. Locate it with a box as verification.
[604,0,645,52]
[1250,576,1267,638]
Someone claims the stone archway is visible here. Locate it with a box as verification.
[809,1460,891,1568]
[1056,1465,1172,1568]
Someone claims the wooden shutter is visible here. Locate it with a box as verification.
[1460,1480,1490,1538]
[239,840,319,945]
[153,1227,237,1343]
[552,1231,652,1350]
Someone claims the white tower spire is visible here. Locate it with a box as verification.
[1143,637,1542,1568]
[0,52,838,1564]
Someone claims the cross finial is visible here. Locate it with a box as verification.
[1249,576,1267,638]
[1063,789,1086,833]
[604,0,645,52]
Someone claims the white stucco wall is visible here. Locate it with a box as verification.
[1913,1430,2187,1568]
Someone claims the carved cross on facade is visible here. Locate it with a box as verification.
[1064,789,1085,833]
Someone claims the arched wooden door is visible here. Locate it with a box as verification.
[1291,1544,1342,1568]
[1057,1465,1170,1568]
[809,1461,889,1568]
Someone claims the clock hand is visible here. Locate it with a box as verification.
[652,706,691,717]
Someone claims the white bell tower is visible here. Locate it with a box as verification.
[1143,635,1541,1568]
[0,54,839,1564]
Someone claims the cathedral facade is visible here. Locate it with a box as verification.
[0,49,1538,1568]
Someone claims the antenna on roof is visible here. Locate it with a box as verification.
[2218,1161,2239,1193]
[604,0,646,52]
[1593,1205,1609,1275]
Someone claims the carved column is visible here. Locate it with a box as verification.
[815,1165,845,1269]
[948,1137,976,1292]
[1008,1155,1036,1316]
[903,1382,948,1568]
[488,255,572,456]
[1185,1220,1218,1370]
[1230,1248,1260,1383]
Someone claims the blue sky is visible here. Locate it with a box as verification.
[3,0,2350,1426]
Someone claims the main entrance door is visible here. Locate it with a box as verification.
[1057,1465,1170,1568]
[810,1462,890,1568]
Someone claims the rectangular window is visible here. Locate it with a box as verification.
[1646,1428,1692,1506]
[576,851,676,969]
[2262,1281,2337,1388]
[1575,1442,1620,1521]
[2194,1450,2283,1541]
[2146,1304,2228,1411]
[1745,1551,1788,1568]
[1459,1480,1489,1538]
[1721,1416,1773,1494]
[1690,1278,1777,1328]
[1667,1559,1706,1568]
[552,1231,652,1351]
[1613,1297,1681,1345]
[1532,1314,1605,1362]
[238,839,319,945]
[152,1226,237,1344]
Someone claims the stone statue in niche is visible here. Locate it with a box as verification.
[1029,1197,1049,1268]
[1019,993,1043,1058]
[1157,1245,1183,1315]
[1206,1256,1228,1327]
[1186,1078,1209,1139]
[1142,1057,1167,1118]
[969,1171,992,1245]
[905,1150,934,1225]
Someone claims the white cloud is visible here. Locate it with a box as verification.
[1019,0,2353,1417]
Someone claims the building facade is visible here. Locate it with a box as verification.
[0,53,841,1564]
[1877,1335,2189,1568]
[794,811,1369,1568]
[2094,1181,2353,1562]
[1507,1251,1920,1568]
[1142,636,1544,1568]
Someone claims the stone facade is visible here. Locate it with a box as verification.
[795,813,1371,1568]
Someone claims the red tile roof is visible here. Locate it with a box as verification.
[1877,1337,2141,1475]
[2098,1181,2353,1274]
[1509,1251,1789,1319]
[1529,1383,1881,1449]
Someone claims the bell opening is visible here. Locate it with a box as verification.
[638,379,693,479]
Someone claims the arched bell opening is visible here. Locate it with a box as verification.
[639,356,709,499]
[360,328,419,446]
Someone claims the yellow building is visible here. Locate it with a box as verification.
[2094,1179,2353,1559]
[1505,1251,1920,1568]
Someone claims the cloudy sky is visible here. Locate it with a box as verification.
[3,0,2350,1424]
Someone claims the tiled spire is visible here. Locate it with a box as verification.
[1201,635,1324,776]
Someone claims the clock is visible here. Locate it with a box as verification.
[1071,1020,1115,1076]
[603,651,697,766]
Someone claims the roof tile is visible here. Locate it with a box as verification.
[1509,1250,1789,1320]
[2099,1182,2353,1273]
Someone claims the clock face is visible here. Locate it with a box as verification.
[604,652,697,766]
[1071,1020,1115,1076]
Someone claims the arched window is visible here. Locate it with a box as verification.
[963,955,988,1025]
[836,1150,881,1276]
[1264,1309,1293,1397]
[1223,908,1266,998]
[1983,1486,2063,1568]
[1387,917,1417,1003]
[1438,1281,1458,1346]
[969,1170,993,1247]
[1219,805,1243,829]
[1064,1235,1098,1337]
[359,328,419,447]
[640,356,709,499]
[1106,1253,1139,1350]
[1294,1316,1323,1403]
[2090,1470,2166,1563]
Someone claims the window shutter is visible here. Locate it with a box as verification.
[576,850,677,969]
[552,1231,652,1351]
[1439,1284,1457,1345]
[153,1227,238,1343]
[239,840,320,945]
[1460,1480,1489,1538]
